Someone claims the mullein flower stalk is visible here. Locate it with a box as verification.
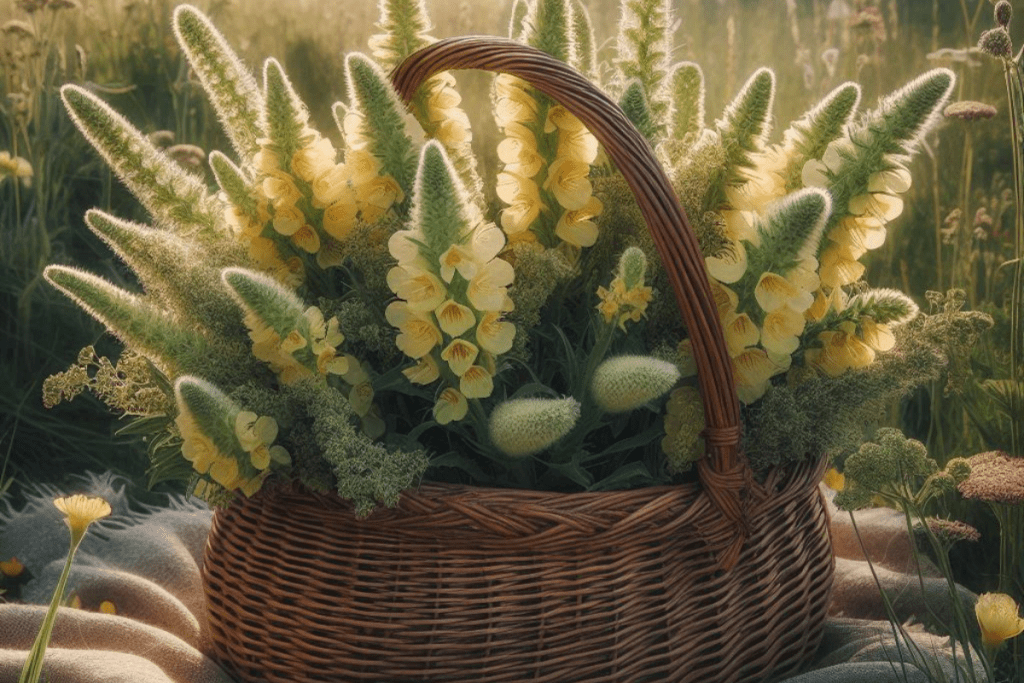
[172,5,264,162]
[387,141,515,426]
[60,85,220,236]
[19,496,111,683]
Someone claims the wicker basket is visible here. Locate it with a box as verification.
[202,38,835,683]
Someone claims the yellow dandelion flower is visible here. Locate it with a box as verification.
[53,494,111,544]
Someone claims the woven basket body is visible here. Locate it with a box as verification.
[203,460,832,682]
[202,37,836,682]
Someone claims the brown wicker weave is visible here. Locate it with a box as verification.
[202,37,835,683]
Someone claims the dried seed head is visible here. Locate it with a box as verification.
[958,451,1024,504]
[943,100,998,121]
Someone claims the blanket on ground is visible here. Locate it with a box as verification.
[0,474,985,682]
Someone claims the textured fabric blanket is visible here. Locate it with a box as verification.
[0,474,984,682]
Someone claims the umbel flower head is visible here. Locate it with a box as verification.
[976,593,1024,650]
[53,494,111,545]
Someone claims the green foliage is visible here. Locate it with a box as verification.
[301,380,428,516]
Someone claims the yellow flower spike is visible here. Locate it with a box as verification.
[402,354,441,385]
[99,600,117,615]
[460,365,494,399]
[441,338,479,376]
[0,556,24,577]
[976,593,1024,651]
[543,157,593,211]
[53,495,112,545]
[433,387,469,424]
[434,299,477,337]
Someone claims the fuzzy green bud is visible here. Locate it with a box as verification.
[591,355,680,413]
[489,397,581,457]
[617,246,648,289]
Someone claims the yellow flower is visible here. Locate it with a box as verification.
[312,165,354,207]
[402,354,440,385]
[53,494,111,543]
[262,172,302,205]
[859,316,895,352]
[387,266,448,312]
[291,224,321,254]
[235,411,279,453]
[441,338,479,376]
[722,312,761,356]
[475,311,515,354]
[345,148,382,185]
[760,305,805,355]
[0,556,24,577]
[460,364,494,399]
[823,467,846,491]
[99,600,117,615]
[466,258,515,312]
[555,195,602,248]
[434,299,477,337]
[433,387,468,424]
[543,157,592,211]
[271,203,306,236]
[705,239,748,284]
[0,151,33,187]
[819,244,866,289]
[976,593,1024,650]
[209,457,241,488]
[806,323,875,377]
[386,302,443,359]
[493,75,538,126]
[291,136,337,183]
[556,128,599,165]
[848,192,904,222]
[438,244,478,283]
[732,348,780,404]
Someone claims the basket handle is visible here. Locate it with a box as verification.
[392,37,755,569]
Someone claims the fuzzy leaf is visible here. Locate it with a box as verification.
[716,68,776,182]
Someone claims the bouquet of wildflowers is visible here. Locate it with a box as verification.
[42,0,968,513]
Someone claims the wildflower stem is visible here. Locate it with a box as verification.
[18,537,81,683]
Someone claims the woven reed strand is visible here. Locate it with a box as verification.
[204,459,833,683]
[390,37,754,568]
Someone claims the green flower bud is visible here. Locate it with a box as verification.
[489,397,581,457]
[591,355,681,413]
[617,246,648,290]
[945,457,972,484]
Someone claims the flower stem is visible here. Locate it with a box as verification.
[18,538,82,683]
